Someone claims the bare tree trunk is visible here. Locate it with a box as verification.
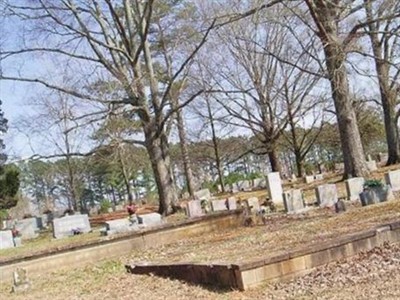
[206,98,225,192]
[145,130,177,216]
[118,149,133,204]
[365,1,400,165]
[175,108,196,196]
[268,149,282,173]
[324,45,369,178]
[305,0,369,178]
[294,150,304,177]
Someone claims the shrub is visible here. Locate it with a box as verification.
[363,179,383,189]
[99,200,112,214]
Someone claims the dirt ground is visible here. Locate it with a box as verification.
[1,242,399,300]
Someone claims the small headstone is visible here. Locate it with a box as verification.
[12,268,31,293]
[104,218,137,235]
[52,214,91,239]
[304,175,314,184]
[194,189,211,201]
[0,230,15,250]
[247,197,260,213]
[366,160,378,171]
[384,169,400,191]
[186,200,204,218]
[217,184,223,193]
[137,213,163,227]
[283,189,305,213]
[252,178,263,188]
[378,153,388,163]
[231,183,239,193]
[290,174,297,183]
[314,174,324,181]
[237,180,251,191]
[226,197,237,210]
[211,199,228,212]
[15,218,38,239]
[360,185,394,206]
[335,199,346,213]
[266,172,283,204]
[345,177,365,201]
[315,184,338,208]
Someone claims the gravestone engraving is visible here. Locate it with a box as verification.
[211,199,228,212]
[137,213,163,227]
[194,189,211,201]
[283,189,305,213]
[52,214,91,239]
[315,184,338,208]
[15,218,38,239]
[186,200,204,218]
[345,177,365,201]
[266,172,283,204]
[0,230,15,250]
[384,169,400,192]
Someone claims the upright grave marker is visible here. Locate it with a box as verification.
[315,184,338,208]
[345,177,365,201]
[266,172,283,204]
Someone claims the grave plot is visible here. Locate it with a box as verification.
[126,200,400,290]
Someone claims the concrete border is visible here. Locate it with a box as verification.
[0,210,243,283]
[125,220,400,290]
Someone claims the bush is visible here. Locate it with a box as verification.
[99,200,112,214]
[364,179,383,189]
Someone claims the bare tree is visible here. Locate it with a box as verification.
[364,0,400,165]
[0,1,218,215]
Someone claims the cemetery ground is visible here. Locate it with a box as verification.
[0,200,399,299]
[1,165,400,299]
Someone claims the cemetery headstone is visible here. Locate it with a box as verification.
[314,174,324,181]
[384,169,400,192]
[315,184,338,208]
[211,199,228,212]
[266,172,283,204]
[290,174,297,183]
[283,189,305,213]
[12,268,31,293]
[335,199,346,213]
[334,163,345,172]
[0,230,15,250]
[304,175,314,184]
[366,160,378,171]
[360,185,394,206]
[194,189,211,201]
[104,218,138,235]
[378,152,388,163]
[15,218,38,239]
[226,197,237,210]
[345,177,365,201]
[137,213,163,227]
[247,197,260,213]
[52,214,91,239]
[186,200,204,218]
[237,180,251,191]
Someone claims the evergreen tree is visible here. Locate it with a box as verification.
[0,100,7,164]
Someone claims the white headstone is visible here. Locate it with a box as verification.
[227,197,237,210]
[137,213,163,227]
[194,189,211,201]
[105,218,131,233]
[345,177,365,201]
[283,189,305,213]
[52,214,91,239]
[266,172,283,204]
[237,180,251,191]
[366,160,378,171]
[211,199,228,212]
[314,174,324,181]
[186,200,204,218]
[247,197,260,213]
[0,230,15,250]
[15,218,38,239]
[384,169,400,192]
[315,184,338,208]
[304,175,314,184]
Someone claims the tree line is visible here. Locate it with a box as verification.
[0,0,398,215]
